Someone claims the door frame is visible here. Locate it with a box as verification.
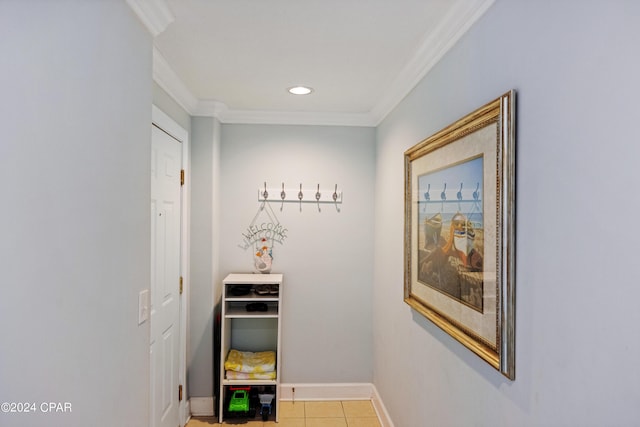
[151,104,190,426]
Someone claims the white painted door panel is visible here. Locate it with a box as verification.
[151,124,181,427]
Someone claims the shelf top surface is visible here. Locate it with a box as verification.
[223,273,283,284]
[222,379,277,385]
[225,293,279,300]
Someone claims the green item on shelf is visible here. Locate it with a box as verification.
[228,390,249,412]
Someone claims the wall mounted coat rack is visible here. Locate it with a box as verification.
[258,182,343,212]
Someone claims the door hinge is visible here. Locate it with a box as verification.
[179,276,183,295]
[178,384,183,402]
[180,169,185,186]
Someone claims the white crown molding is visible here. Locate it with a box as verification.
[369,0,495,125]
[153,47,199,114]
[214,109,376,127]
[152,0,494,127]
[126,0,174,37]
[194,99,229,118]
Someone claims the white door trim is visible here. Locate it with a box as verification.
[152,105,190,427]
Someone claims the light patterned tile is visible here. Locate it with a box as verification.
[342,401,376,418]
[265,418,305,427]
[305,401,344,418]
[306,417,348,427]
[222,419,262,425]
[347,417,382,427]
[188,400,384,427]
[280,400,306,418]
[187,417,219,426]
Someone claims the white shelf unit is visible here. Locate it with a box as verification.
[219,273,283,423]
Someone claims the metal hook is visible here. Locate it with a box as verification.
[473,182,480,201]
[316,184,321,212]
[332,184,338,202]
[440,183,447,201]
[298,183,303,212]
[280,183,286,200]
[457,182,463,201]
[262,182,268,199]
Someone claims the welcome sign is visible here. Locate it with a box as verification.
[238,201,288,250]
[239,222,288,250]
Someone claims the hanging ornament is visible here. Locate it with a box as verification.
[238,200,288,273]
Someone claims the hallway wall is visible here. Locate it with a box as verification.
[188,116,222,399]
[219,124,376,384]
[153,82,192,134]
[0,2,153,426]
[373,1,640,425]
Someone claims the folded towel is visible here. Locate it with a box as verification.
[224,349,276,374]
[225,370,276,380]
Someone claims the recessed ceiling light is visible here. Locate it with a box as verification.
[288,86,313,95]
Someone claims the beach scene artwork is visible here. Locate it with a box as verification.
[417,155,484,312]
[405,91,515,377]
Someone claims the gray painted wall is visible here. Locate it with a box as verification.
[374,0,640,425]
[188,116,221,398]
[0,2,152,426]
[219,124,376,383]
[14,1,632,424]
[153,82,192,135]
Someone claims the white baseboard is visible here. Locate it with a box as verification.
[189,396,214,417]
[279,382,373,401]
[370,384,395,427]
[279,383,394,427]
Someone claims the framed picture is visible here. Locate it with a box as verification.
[404,90,515,379]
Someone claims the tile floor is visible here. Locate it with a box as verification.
[187,400,381,427]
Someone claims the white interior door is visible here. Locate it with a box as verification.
[151,124,182,427]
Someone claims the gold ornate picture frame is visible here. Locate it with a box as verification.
[404,91,515,379]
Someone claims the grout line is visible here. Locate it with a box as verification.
[189,399,381,426]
